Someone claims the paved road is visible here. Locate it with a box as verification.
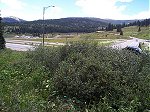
[6,43,34,51]
[6,37,149,51]
[6,39,65,51]
[111,37,147,49]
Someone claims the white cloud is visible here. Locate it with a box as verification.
[129,11,150,19]
[1,0,28,19]
[75,0,149,20]
[1,0,149,20]
[117,0,133,3]
[1,1,64,21]
[1,7,63,21]
[1,0,26,10]
[45,6,65,19]
[118,5,127,12]
[75,0,125,19]
[1,8,32,20]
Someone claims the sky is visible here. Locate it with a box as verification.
[0,0,150,21]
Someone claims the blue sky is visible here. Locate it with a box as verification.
[1,0,149,20]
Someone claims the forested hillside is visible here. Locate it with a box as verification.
[3,18,108,34]
[3,17,149,36]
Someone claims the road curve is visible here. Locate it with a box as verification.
[111,37,147,49]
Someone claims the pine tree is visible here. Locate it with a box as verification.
[120,30,123,35]
[137,20,141,26]
[122,22,126,28]
[106,23,113,31]
[116,24,121,32]
[0,16,5,49]
[138,26,141,32]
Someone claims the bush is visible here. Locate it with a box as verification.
[50,41,150,111]
[27,46,65,74]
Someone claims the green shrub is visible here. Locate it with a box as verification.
[50,41,150,111]
[27,45,65,74]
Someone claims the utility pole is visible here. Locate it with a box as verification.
[42,5,55,46]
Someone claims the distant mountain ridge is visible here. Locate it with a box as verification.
[2,16,138,24]
[60,17,138,24]
[86,17,137,24]
[2,16,26,23]
[3,16,149,34]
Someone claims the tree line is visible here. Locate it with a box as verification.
[0,16,5,49]
[105,19,150,35]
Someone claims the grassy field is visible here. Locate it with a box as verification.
[84,26,150,40]
[7,37,115,47]
[5,26,149,44]
[122,26,150,39]
[0,49,25,69]
[80,31,129,39]
[0,49,48,111]
[9,37,81,43]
